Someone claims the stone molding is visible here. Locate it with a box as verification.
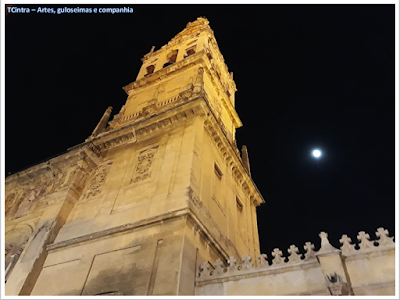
[83,125,136,152]
[46,208,190,251]
[197,227,395,283]
[82,97,205,154]
[203,111,264,207]
[82,162,112,199]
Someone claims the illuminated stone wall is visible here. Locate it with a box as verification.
[196,229,395,296]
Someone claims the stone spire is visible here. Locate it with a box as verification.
[91,106,113,137]
[241,145,251,175]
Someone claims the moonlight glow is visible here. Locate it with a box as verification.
[312,149,322,158]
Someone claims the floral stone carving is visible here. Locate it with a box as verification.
[83,163,112,199]
[131,147,158,183]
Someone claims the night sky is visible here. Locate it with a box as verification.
[5,4,395,260]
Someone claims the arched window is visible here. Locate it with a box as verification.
[163,50,178,68]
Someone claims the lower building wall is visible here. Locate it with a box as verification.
[31,217,187,296]
[195,242,395,296]
[344,248,395,296]
[196,263,329,296]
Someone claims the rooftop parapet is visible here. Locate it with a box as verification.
[197,227,395,281]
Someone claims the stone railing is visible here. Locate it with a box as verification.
[197,227,395,282]
[156,95,181,108]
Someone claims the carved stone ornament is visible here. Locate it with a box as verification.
[42,170,66,194]
[199,261,211,279]
[316,231,340,255]
[339,234,356,255]
[257,254,269,268]
[227,256,238,272]
[214,258,225,276]
[325,273,350,296]
[241,254,253,270]
[357,231,376,252]
[271,248,285,266]
[83,163,112,199]
[14,187,43,218]
[131,147,158,184]
[287,244,302,264]
[303,242,317,260]
[375,227,394,247]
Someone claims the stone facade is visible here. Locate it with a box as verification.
[4,17,395,296]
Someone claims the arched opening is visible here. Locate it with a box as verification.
[163,49,178,68]
[184,45,196,58]
[145,65,155,76]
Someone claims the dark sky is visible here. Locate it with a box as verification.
[5,4,395,260]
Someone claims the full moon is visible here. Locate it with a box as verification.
[312,149,322,158]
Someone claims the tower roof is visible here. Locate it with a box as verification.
[169,17,211,43]
[142,17,213,62]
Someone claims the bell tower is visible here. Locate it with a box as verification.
[6,17,264,296]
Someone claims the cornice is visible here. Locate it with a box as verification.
[47,208,190,251]
[83,125,137,152]
[76,99,206,154]
[201,59,242,128]
[202,102,264,207]
[205,33,237,92]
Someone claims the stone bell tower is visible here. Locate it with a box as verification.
[5,17,264,296]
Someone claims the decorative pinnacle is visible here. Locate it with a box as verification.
[316,231,340,255]
[375,227,394,246]
[339,234,356,255]
[91,106,113,137]
[271,248,285,265]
